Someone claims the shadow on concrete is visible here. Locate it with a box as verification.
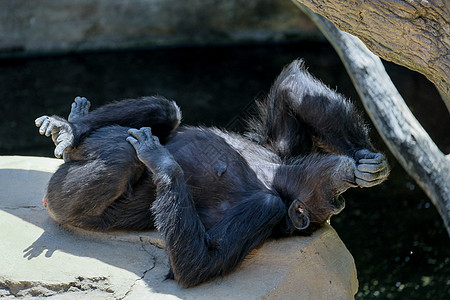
[0,167,173,296]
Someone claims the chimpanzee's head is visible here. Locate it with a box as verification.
[287,194,346,232]
[275,154,356,234]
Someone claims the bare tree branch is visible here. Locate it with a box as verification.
[294,0,450,112]
[292,2,450,236]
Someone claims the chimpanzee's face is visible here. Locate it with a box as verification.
[288,193,345,231]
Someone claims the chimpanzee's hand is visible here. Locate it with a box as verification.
[127,127,176,173]
[35,116,74,158]
[354,149,390,187]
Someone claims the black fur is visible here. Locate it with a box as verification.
[37,60,389,287]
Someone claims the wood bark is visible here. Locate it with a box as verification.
[294,0,450,112]
[292,3,450,235]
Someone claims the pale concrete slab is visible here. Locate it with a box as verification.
[0,156,358,299]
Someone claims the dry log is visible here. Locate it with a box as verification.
[295,0,450,111]
[293,3,450,235]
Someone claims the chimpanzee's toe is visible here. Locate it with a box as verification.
[68,96,91,122]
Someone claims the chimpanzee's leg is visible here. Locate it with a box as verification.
[44,126,154,230]
[249,60,389,187]
[36,96,181,228]
[71,96,181,146]
[35,95,181,158]
[127,127,286,287]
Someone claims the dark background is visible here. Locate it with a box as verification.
[1,42,449,299]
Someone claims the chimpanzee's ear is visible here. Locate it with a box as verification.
[288,199,310,230]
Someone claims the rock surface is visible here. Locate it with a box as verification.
[0,156,358,299]
[0,0,319,56]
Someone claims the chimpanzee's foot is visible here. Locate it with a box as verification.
[35,115,74,158]
[354,149,390,187]
[68,96,91,122]
[127,127,176,173]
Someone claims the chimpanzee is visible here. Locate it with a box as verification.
[35,60,389,287]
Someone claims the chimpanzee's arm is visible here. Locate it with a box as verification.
[127,127,286,287]
[249,60,389,187]
[251,60,373,157]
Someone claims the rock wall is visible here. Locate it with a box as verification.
[0,0,319,56]
[0,156,358,299]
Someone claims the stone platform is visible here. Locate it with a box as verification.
[0,156,357,299]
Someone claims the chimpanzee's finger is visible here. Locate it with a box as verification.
[128,128,142,140]
[356,177,386,188]
[355,167,389,184]
[126,136,138,148]
[355,170,375,182]
[357,160,388,173]
[358,155,384,164]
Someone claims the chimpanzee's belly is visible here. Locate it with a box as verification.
[164,126,272,228]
